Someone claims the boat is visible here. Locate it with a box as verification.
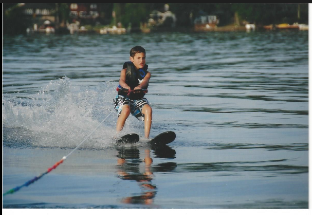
[276,23,299,30]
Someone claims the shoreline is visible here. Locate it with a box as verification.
[20,24,308,36]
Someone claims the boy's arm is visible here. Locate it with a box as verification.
[134,71,151,90]
[119,68,130,90]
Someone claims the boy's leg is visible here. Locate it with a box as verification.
[116,105,130,132]
[129,97,151,138]
[114,95,131,134]
[142,104,152,139]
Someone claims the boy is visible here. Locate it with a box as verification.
[114,46,152,139]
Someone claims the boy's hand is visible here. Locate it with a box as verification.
[134,86,142,91]
[127,89,133,96]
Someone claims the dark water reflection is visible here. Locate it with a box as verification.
[115,144,176,206]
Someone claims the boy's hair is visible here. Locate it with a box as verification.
[130,46,146,57]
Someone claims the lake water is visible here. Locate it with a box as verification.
[2,31,309,211]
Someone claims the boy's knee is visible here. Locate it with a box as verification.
[144,105,152,115]
[122,106,131,115]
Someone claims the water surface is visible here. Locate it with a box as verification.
[2,31,309,209]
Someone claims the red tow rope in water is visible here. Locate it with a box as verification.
[3,157,66,196]
[3,112,113,196]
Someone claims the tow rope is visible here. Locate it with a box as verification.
[3,112,113,196]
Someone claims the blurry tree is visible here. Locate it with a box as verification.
[214,3,234,26]
[3,3,32,35]
[111,3,121,26]
[113,3,150,29]
[274,3,308,24]
[231,3,308,25]
[97,3,114,25]
[297,3,309,23]
[58,3,70,27]
[170,3,194,27]
[231,3,269,25]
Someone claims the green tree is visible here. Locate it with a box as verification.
[231,3,308,25]
[3,3,32,35]
[170,3,193,27]
[58,3,70,26]
[214,3,235,26]
[97,3,114,25]
[120,3,150,29]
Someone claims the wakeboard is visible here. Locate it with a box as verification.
[147,131,176,146]
[115,131,176,146]
[115,133,139,144]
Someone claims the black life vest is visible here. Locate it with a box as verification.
[117,61,148,99]
[123,61,148,89]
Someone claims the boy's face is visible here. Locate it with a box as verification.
[130,52,146,69]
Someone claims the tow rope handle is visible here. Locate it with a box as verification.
[116,86,148,95]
